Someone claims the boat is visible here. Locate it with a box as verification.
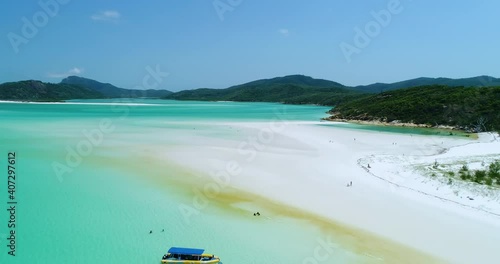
[160,247,221,263]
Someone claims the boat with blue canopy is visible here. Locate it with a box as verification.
[160,247,221,263]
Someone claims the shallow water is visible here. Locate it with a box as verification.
[0,99,437,263]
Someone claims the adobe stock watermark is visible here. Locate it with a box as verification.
[340,0,411,63]
[302,236,339,264]
[51,64,169,183]
[7,0,70,54]
[133,64,170,91]
[178,106,290,224]
[51,119,116,182]
[213,0,243,21]
[115,64,170,106]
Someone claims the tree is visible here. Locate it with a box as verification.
[474,170,486,183]
[473,116,488,132]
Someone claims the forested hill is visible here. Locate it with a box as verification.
[165,75,500,105]
[228,74,345,89]
[61,76,172,98]
[328,85,500,132]
[165,75,364,105]
[0,80,104,101]
[352,76,500,93]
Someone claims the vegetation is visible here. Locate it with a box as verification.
[0,76,174,102]
[0,80,104,101]
[61,76,172,98]
[166,76,500,130]
[167,84,366,106]
[2,75,500,132]
[229,74,345,89]
[330,85,500,132]
[352,75,500,93]
[165,75,367,106]
[457,161,500,186]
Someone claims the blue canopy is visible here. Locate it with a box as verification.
[168,247,204,255]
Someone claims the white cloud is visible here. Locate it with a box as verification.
[91,10,121,22]
[48,67,84,78]
[68,67,82,75]
[279,28,290,37]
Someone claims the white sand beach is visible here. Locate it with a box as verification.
[159,120,500,263]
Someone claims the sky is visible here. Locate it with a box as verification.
[1,0,499,91]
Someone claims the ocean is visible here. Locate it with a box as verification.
[0,99,438,263]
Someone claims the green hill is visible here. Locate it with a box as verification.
[329,85,500,132]
[0,80,104,101]
[228,74,345,89]
[61,76,172,98]
[166,75,364,105]
[165,74,500,105]
[353,76,500,93]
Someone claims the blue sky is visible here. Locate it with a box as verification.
[1,0,499,91]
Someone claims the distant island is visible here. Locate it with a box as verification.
[0,80,104,102]
[165,75,362,106]
[164,74,500,104]
[0,76,172,102]
[61,76,172,98]
[1,74,499,132]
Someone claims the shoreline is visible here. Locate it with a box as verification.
[0,99,64,104]
[324,117,462,130]
[322,117,487,137]
[0,99,162,106]
[156,121,500,263]
[127,144,444,264]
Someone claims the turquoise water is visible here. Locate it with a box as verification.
[0,99,435,263]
